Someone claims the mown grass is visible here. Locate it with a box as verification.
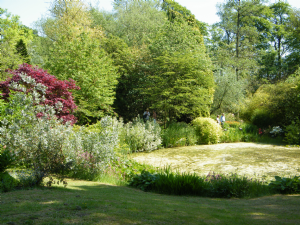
[1,179,300,225]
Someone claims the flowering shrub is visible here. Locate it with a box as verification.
[0,64,79,124]
[192,117,223,144]
[269,126,283,137]
[0,75,119,184]
[121,117,161,152]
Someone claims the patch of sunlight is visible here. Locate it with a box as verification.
[41,200,60,205]
[248,212,267,216]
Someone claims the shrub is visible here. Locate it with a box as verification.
[0,64,79,124]
[0,172,18,192]
[65,116,119,180]
[0,146,13,173]
[192,117,223,144]
[269,176,300,194]
[121,117,161,152]
[284,121,300,145]
[162,122,197,148]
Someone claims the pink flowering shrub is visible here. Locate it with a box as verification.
[0,64,79,124]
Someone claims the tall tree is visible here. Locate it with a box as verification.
[146,19,214,124]
[111,0,166,47]
[37,0,119,124]
[212,0,270,80]
[0,8,33,80]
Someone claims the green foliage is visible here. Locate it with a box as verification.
[112,0,166,47]
[211,69,247,115]
[269,176,300,194]
[129,168,271,198]
[121,117,161,152]
[284,120,300,145]
[129,170,158,192]
[0,172,18,192]
[192,117,223,144]
[161,0,208,36]
[0,9,33,79]
[241,71,300,128]
[162,122,197,148]
[0,146,13,173]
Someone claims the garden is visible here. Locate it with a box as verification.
[1,0,300,224]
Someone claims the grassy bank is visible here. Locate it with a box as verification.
[1,179,300,225]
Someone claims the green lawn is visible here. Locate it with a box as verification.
[1,179,300,225]
[131,143,300,181]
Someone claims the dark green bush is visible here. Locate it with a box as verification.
[0,146,14,173]
[251,108,273,128]
[129,169,270,198]
[0,172,18,192]
[269,176,300,194]
[129,170,158,192]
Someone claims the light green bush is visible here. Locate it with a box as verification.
[192,117,223,144]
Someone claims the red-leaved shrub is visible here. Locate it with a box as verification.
[0,63,79,124]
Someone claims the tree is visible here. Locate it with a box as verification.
[212,0,270,80]
[36,0,119,124]
[0,8,33,80]
[161,0,208,36]
[146,20,214,124]
[111,0,166,47]
[211,68,247,116]
[0,64,79,124]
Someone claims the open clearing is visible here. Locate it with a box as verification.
[130,143,300,180]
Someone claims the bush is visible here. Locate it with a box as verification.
[284,121,300,145]
[269,176,300,194]
[162,122,197,148]
[0,64,79,124]
[0,75,118,184]
[0,146,13,173]
[192,117,223,144]
[0,172,18,192]
[120,117,161,152]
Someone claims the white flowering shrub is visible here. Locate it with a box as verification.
[0,74,118,183]
[121,118,161,152]
[270,126,283,137]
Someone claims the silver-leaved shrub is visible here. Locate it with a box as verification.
[0,74,118,183]
[121,117,161,152]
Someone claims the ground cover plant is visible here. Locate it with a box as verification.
[1,179,300,225]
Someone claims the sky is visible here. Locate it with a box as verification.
[1,0,300,29]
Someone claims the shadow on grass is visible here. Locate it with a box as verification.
[1,180,300,225]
